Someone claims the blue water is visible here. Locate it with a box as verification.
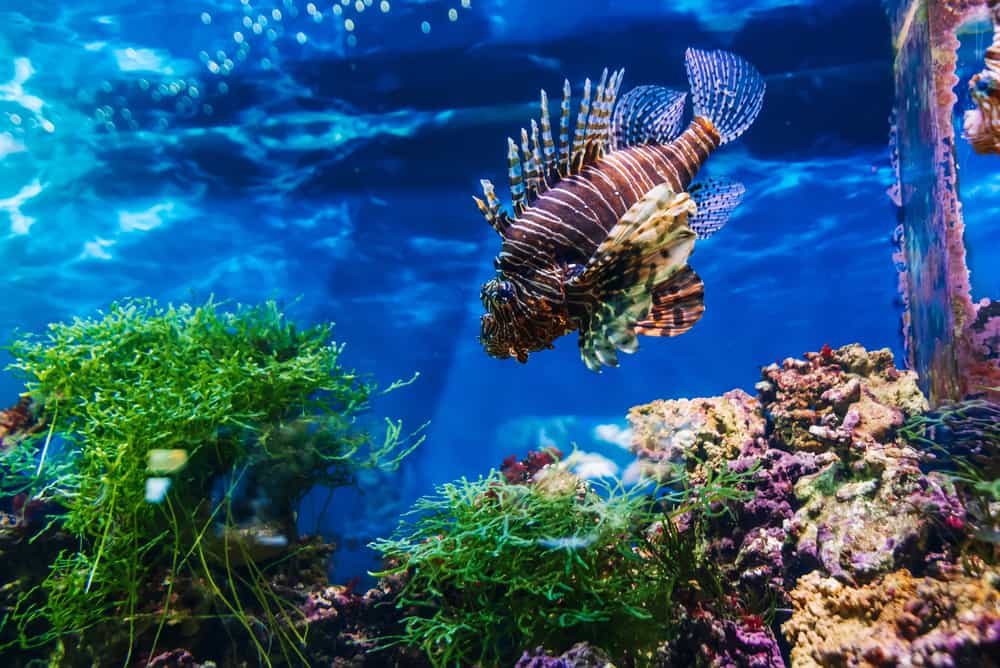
[0,0,940,577]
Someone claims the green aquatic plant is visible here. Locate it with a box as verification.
[0,297,423,665]
[900,398,1000,555]
[370,463,754,668]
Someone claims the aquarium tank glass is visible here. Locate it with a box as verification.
[1,0,998,666]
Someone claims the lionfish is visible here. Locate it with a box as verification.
[965,0,1000,154]
[475,48,765,371]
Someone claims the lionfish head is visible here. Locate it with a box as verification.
[479,273,531,363]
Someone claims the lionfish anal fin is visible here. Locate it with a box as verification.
[634,265,705,337]
[568,183,697,371]
[472,67,624,231]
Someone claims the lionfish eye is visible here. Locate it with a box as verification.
[497,282,513,301]
[975,76,996,94]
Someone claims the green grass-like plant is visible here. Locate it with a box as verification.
[0,297,423,665]
[370,463,753,668]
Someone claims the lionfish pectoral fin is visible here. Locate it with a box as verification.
[688,177,746,239]
[571,183,697,371]
[634,266,705,337]
[610,85,687,150]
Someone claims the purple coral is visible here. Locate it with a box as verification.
[514,643,613,668]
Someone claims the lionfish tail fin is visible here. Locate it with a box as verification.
[634,266,705,337]
[685,48,765,145]
[688,177,745,239]
[571,183,697,371]
[611,85,687,150]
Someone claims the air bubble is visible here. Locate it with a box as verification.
[201,12,212,24]
[138,78,150,90]
[448,8,457,20]
[101,80,113,93]
[218,82,229,94]
[252,22,263,34]
[347,34,357,46]
[344,18,355,30]
[296,31,307,44]
[267,28,278,40]
[379,0,389,11]
[9,113,21,125]
[257,14,268,25]
[41,119,55,133]
[355,0,364,11]
[421,20,430,33]
[333,5,343,15]
[272,8,283,20]
[207,61,220,74]
[234,31,245,44]
[243,16,253,28]
[261,58,272,69]
[104,121,116,132]
[306,2,316,13]
[313,12,323,22]
[461,0,470,6]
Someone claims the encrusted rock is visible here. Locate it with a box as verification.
[784,567,1000,667]
[627,389,765,483]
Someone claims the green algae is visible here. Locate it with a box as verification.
[370,462,754,668]
[0,297,423,665]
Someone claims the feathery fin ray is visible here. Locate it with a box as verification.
[635,266,706,337]
[569,183,698,371]
[611,85,687,150]
[688,177,746,239]
[685,47,765,145]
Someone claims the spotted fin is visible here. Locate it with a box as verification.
[569,183,697,371]
[688,177,745,239]
[635,266,705,337]
[474,68,624,231]
[611,85,687,150]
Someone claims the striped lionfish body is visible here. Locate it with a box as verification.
[965,0,1000,154]
[477,48,765,371]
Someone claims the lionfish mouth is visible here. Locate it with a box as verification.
[479,312,529,363]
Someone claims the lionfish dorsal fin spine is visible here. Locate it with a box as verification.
[558,79,572,176]
[478,179,509,235]
[570,77,592,172]
[584,69,608,158]
[540,91,556,178]
[473,67,624,227]
[520,128,539,200]
[530,119,545,195]
[507,137,525,215]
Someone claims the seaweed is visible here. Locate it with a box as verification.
[370,461,754,668]
[0,297,423,665]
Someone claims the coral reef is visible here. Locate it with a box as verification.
[784,567,1000,667]
[515,643,614,668]
[5,335,996,666]
[627,389,764,483]
[0,397,37,452]
[624,344,992,666]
